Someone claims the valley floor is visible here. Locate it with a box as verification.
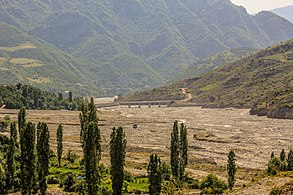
[1,106,293,194]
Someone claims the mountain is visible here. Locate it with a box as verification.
[272,6,293,24]
[174,48,257,81]
[0,22,101,96]
[122,40,293,111]
[0,0,293,94]
[0,22,163,95]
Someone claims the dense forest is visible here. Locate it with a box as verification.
[0,83,82,110]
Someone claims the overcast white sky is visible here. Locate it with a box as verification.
[231,0,293,14]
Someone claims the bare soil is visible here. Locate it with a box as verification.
[1,105,293,194]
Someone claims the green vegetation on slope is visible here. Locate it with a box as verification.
[174,48,257,81]
[124,40,293,113]
[1,0,293,86]
[0,22,164,96]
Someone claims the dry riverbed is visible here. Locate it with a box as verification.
[1,106,293,194]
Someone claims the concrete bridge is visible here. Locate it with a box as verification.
[118,100,173,107]
[95,100,174,108]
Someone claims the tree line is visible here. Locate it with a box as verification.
[0,83,80,110]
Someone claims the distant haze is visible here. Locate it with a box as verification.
[231,0,293,14]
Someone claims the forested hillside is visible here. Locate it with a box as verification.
[0,22,163,95]
[123,40,293,113]
[0,0,293,95]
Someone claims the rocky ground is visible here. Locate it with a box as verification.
[1,104,293,194]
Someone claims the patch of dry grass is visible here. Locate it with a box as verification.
[0,43,36,52]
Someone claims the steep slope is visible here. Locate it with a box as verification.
[123,40,293,113]
[272,6,293,24]
[1,0,293,82]
[174,48,256,81]
[0,22,164,95]
[0,22,101,95]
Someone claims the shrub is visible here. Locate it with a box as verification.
[70,180,87,193]
[99,186,112,195]
[65,149,79,163]
[270,188,281,195]
[268,157,286,175]
[161,161,171,181]
[124,171,134,183]
[47,175,60,184]
[64,173,75,192]
[200,174,227,194]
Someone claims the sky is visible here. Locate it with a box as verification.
[231,0,293,14]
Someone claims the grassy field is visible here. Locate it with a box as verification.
[27,76,52,84]
[10,58,44,68]
[0,57,7,64]
[0,43,36,51]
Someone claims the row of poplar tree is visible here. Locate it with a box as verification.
[2,108,52,194]
[1,97,237,194]
[1,98,129,195]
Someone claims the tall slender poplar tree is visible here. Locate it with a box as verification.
[10,122,18,148]
[179,123,188,180]
[20,122,36,194]
[171,121,180,178]
[110,127,127,195]
[227,150,237,190]
[56,124,63,167]
[37,123,50,195]
[85,122,98,194]
[80,98,101,194]
[148,154,162,195]
[6,130,15,189]
[18,108,26,136]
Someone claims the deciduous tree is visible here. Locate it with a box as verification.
[171,121,180,178]
[56,124,63,167]
[37,123,50,195]
[179,123,188,180]
[18,108,26,135]
[148,154,162,195]
[110,127,127,195]
[6,129,16,189]
[280,149,286,161]
[20,122,36,194]
[227,150,237,190]
[287,150,293,171]
[84,122,99,194]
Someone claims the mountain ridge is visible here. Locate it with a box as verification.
[0,0,293,95]
[271,5,293,24]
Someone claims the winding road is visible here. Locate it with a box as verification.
[178,88,192,103]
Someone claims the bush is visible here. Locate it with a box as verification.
[47,175,60,184]
[270,188,281,195]
[200,174,227,194]
[185,175,199,189]
[268,157,287,175]
[49,149,56,158]
[65,149,79,163]
[64,173,75,192]
[99,185,112,195]
[161,161,171,181]
[70,180,86,193]
[124,171,134,183]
